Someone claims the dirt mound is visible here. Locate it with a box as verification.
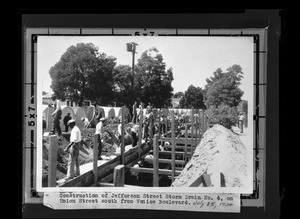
[171,124,247,187]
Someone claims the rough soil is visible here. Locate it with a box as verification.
[171,124,247,187]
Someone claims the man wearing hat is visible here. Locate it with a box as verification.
[63,113,72,132]
[64,119,81,179]
[95,117,106,159]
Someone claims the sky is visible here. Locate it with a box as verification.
[38,36,253,102]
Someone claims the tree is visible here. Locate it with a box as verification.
[173,91,184,98]
[204,64,245,129]
[238,100,248,114]
[179,85,206,109]
[49,43,116,106]
[205,104,239,129]
[112,64,135,107]
[205,64,244,108]
[135,47,174,107]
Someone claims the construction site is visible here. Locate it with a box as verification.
[42,103,248,188]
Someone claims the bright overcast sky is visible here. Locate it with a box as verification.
[38,36,253,102]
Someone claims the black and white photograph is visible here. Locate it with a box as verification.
[36,35,254,194]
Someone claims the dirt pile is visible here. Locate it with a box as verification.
[171,124,247,187]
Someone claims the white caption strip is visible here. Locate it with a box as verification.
[44,191,240,212]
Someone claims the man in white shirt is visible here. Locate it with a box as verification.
[95,118,106,160]
[64,119,81,179]
[239,113,245,133]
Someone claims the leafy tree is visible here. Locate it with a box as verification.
[205,104,239,129]
[179,85,206,109]
[205,64,244,108]
[204,68,224,92]
[49,43,116,106]
[135,47,174,108]
[112,64,135,107]
[173,91,184,98]
[238,99,248,115]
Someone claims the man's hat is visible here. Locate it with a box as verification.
[100,118,106,122]
[67,119,76,125]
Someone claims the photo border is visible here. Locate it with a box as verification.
[24,27,265,206]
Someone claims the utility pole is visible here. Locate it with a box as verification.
[126,42,138,90]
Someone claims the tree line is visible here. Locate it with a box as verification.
[49,43,248,129]
[50,43,173,109]
[174,65,247,129]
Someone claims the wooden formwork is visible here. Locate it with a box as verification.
[49,107,206,188]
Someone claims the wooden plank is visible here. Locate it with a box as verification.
[99,182,114,187]
[48,135,57,187]
[137,106,143,157]
[171,110,175,182]
[113,165,125,187]
[149,112,153,145]
[159,137,194,145]
[153,134,159,187]
[150,150,185,155]
[121,106,125,164]
[130,167,181,175]
[100,173,113,183]
[185,125,188,164]
[145,158,185,165]
[191,108,194,156]
[195,112,198,149]
[100,183,145,188]
[93,134,99,183]
[163,145,194,150]
[158,108,161,139]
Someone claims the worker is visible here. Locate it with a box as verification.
[63,113,72,132]
[238,113,245,133]
[160,114,167,135]
[131,125,139,147]
[64,119,81,179]
[117,116,125,145]
[142,115,149,141]
[132,101,137,124]
[95,117,106,159]
[146,102,153,114]
[50,98,62,136]
[94,102,104,121]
